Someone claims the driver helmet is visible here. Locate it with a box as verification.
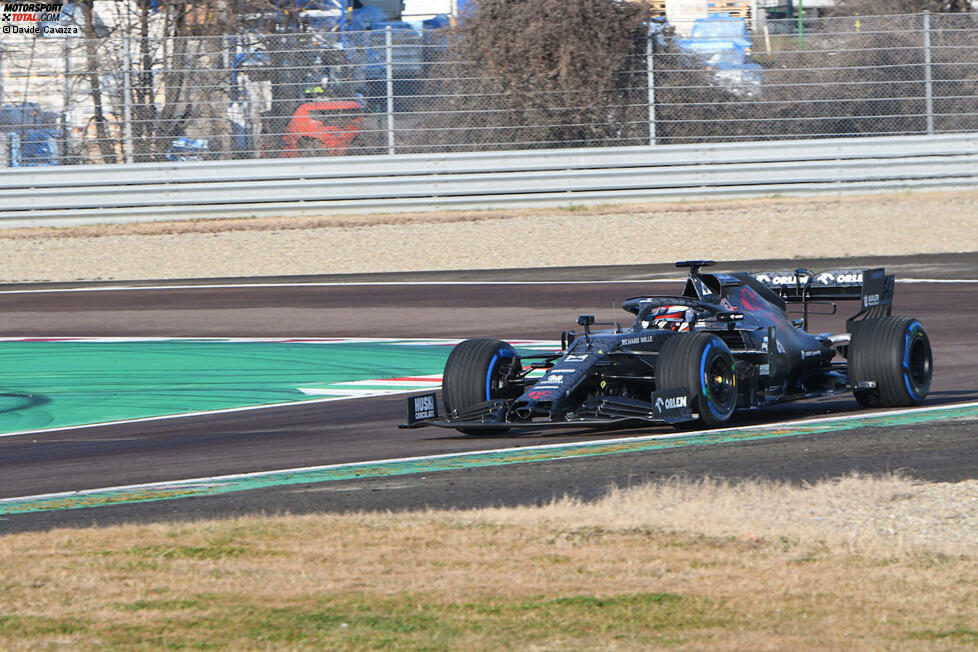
[648,305,694,332]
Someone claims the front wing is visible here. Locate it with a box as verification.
[399,389,695,430]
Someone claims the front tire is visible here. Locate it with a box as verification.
[849,317,932,407]
[656,333,737,428]
[442,338,520,435]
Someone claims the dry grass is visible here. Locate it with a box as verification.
[480,473,978,557]
[2,473,977,650]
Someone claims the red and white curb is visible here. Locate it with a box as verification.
[298,374,443,398]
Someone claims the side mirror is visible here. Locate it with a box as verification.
[577,315,595,347]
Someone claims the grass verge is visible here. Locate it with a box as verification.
[1,473,976,650]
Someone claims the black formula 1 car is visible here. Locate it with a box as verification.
[402,261,933,434]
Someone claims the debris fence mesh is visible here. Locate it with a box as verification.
[1,11,976,165]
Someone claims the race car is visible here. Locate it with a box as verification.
[402,261,933,434]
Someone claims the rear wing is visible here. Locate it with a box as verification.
[749,268,894,329]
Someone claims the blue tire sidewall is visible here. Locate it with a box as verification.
[486,349,515,401]
[699,340,735,419]
[902,320,930,401]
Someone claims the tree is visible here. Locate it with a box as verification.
[79,0,117,163]
[413,0,652,151]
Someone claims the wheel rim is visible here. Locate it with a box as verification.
[705,353,736,412]
[907,336,931,389]
[486,352,518,401]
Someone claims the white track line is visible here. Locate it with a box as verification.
[0,277,972,295]
[4,399,978,507]
[0,279,680,294]
[899,278,978,283]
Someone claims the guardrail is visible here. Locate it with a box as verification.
[1,132,977,227]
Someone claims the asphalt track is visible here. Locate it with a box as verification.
[1,253,976,533]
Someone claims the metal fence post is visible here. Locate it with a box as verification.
[750,0,765,34]
[647,29,656,146]
[797,0,804,48]
[222,35,231,160]
[923,11,934,135]
[63,35,71,163]
[122,31,134,164]
[385,25,395,156]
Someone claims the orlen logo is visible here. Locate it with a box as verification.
[818,271,862,285]
[780,274,807,285]
[655,395,687,411]
[756,273,807,285]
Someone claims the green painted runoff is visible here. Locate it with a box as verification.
[0,340,466,434]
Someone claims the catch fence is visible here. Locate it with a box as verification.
[1,11,976,166]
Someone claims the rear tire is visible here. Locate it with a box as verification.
[849,317,932,407]
[656,333,737,428]
[442,338,520,435]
